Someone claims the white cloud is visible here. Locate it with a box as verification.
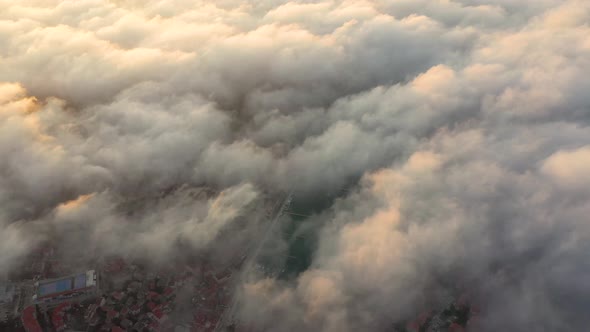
[1,0,590,330]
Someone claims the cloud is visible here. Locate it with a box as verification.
[1,0,590,331]
[541,146,590,190]
[48,183,261,264]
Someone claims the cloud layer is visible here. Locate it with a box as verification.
[2,0,590,330]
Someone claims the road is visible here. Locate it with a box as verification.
[215,191,293,331]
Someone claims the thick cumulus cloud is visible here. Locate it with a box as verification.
[1,0,590,330]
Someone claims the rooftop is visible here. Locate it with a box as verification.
[36,270,97,299]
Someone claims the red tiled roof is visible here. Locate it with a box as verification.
[130,304,141,313]
[51,305,66,331]
[449,323,465,332]
[163,287,174,296]
[107,310,119,320]
[147,301,158,311]
[152,308,164,319]
[22,306,43,332]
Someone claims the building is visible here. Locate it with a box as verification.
[1,282,34,322]
[21,306,42,332]
[32,270,99,307]
[51,302,71,332]
[0,284,17,321]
